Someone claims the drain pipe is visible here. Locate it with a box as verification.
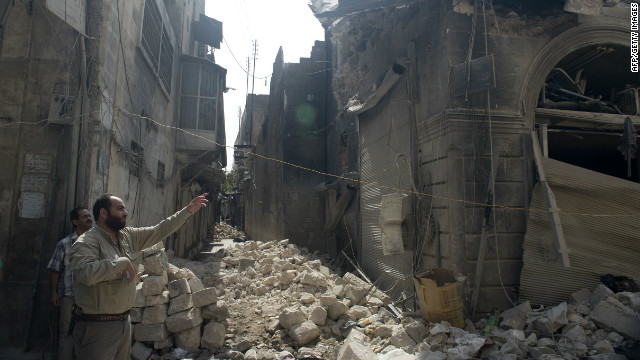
[24,177,59,351]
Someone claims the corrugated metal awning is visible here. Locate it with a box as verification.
[519,157,640,306]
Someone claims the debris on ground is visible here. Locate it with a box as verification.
[129,225,640,360]
[213,222,245,242]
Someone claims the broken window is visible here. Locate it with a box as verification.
[536,44,640,182]
[178,57,223,131]
[141,0,174,93]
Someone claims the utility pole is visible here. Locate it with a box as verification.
[246,56,250,101]
[249,40,258,143]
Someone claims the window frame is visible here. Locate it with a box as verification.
[178,56,226,131]
[139,0,174,96]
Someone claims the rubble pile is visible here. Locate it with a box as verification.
[129,243,223,360]
[213,222,245,241]
[129,237,640,360]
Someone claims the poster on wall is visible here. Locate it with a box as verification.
[45,0,86,34]
[19,192,45,219]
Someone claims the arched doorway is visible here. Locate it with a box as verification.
[520,23,640,182]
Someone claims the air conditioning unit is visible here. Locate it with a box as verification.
[47,95,75,125]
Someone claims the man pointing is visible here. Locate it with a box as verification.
[70,193,209,359]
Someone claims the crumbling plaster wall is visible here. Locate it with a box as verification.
[0,2,81,347]
[90,0,178,226]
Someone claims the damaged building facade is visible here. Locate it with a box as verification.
[0,0,227,348]
[235,0,640,317]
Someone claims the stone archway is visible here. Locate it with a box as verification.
[519,22,630,129]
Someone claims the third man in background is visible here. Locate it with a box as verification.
[48,207,93,360]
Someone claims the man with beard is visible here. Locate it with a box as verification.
[70,193,209,359]
[47,206,93,360]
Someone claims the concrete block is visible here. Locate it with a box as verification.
[202,301,230,321]
[168,293,193,315]
[592,340,615,354]
[390,326,417,349]
[404,320,428,344]
[142,275,167,296]
[336,329,376,360]
[192,288,218,307]
[142,242,164,257]
[570,288,592,303]
[146,290,169,306]
[144,251,168,276]
[279,307,306,329]
[300,292,316,304]
[174,325,201,352]
[590,284,615,307]
[130,307,143,323]
[617,292,640,312]
[500,301,531,330]
[327,301,349,321]
[201,321,226,349]
[188,277,205,292]
[168,278,191,298]
[133,323,169,342]
[347,305,371,320]
[590,297,640,340]
[131,341,152,360]
[142,304,168,325]
[319,293,338,307]
[300,271,328,288]
[310,306,327,326]
[172,267,195,280]
[289,320,320,346]
[166,307,203,333]
[154,335,173,350]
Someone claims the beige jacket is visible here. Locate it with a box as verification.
[70,208,192,314]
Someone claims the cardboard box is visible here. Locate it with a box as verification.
[413,268,466,327]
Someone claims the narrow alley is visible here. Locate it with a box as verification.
[1,0,640,359]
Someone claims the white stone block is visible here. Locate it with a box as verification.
[142,304,167,325]
[202,301,230,321]
[279,307,306,329]
[133,323,169,342]
[168,278,191,298]
[142,275,167,296]
[131,341,152,360]
[591,297,640,340]
[309,306,327,326]
[174,325,201,352]
[166,307,203,333]
[289,320,319,346]
[145,290,169,306]
[168,293,193,316]
[192,288,218,307]
[201,321,226,349]
[144,251,167,276]
[188,277,205,293]
[154,335,173,350]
